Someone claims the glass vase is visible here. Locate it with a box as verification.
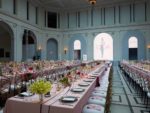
[39,94,44,102]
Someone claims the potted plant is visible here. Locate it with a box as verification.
[29,79,52,102]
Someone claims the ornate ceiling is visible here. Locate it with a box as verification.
[29,0,139,10]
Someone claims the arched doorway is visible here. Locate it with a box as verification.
[122,31,145,60]
[74,40,81,60]
[22,30,37,61]
[0,21,14,61]
[128,37,138,60]
[47,38,58,60]
[68,34,87,60]
[94,33,113,60]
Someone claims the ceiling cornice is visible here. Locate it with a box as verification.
[29,0,147,12]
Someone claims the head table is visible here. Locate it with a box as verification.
[4,64,108,113]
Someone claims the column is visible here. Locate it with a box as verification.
[115,5,120,24]
[88,8,91,27]
[25,29,28,60]
[14,25,22,61]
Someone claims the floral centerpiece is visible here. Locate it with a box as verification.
[29,79,52,101]
[59,77,70,87]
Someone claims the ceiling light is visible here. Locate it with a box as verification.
[89,0,96,5]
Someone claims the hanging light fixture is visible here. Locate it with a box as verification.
[89,0,96,5]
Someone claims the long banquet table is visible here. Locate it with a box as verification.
[4,65,106,113]
[121,62,150,80]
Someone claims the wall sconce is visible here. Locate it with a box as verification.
[37,45,42,51]
[147,44,150,53]
[64,47,68,54]
[147,44,150,49]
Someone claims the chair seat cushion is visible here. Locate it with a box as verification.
[100,84,109,88]
[95,87,108,92]
[92,91,107,97]
[88,96,106,106]
[82,104,104,113]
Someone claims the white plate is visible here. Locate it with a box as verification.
[71,88,85,92]
[19,92,33,97]
[78,83,89,86]
[60,96,78,103]
[84,79,93,82]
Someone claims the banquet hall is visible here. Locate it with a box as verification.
[0,0,150,113]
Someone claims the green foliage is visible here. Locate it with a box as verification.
[59,77,70,86]
[29,79,52,94]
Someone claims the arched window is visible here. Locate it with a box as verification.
[73,40,81,60]
[128,37,138,48]
[94,33,113,60]
[0,21,14,61]
[74,40,81,50]
[22,30,37,61]
[128,36,138,60]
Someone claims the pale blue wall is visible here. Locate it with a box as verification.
[0,0,150,61]
[60,1,150,29]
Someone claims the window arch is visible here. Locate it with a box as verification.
[0,21,14,61]
[94,33,113,60]
[128,36,138,60]
[74,40,81,50]
[128,37,138,48]
[73,40,81,60]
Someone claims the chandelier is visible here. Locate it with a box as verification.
[89,0,96,5]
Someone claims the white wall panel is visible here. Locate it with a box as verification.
[60,12,68,29]
[17,0,27,19]
[134,3,145,23]
[38,8,44,27]
[69,12,76,28]
[93,8,102,26]
[120,5,130,24]
[147,1,150,21]
[29,3,36,24]
[2,0,13,14]
[80,10,88,28]
[105,7,114,25]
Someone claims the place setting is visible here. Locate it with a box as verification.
[60,96,78,103]
[44,92,51,97]
[18,92,33,97]
[83,79,93,82]
[70,87,85,93]
[13,91,33,99]
[59,95,78,106]
[78,82,90,87]
[87,76,96,79]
